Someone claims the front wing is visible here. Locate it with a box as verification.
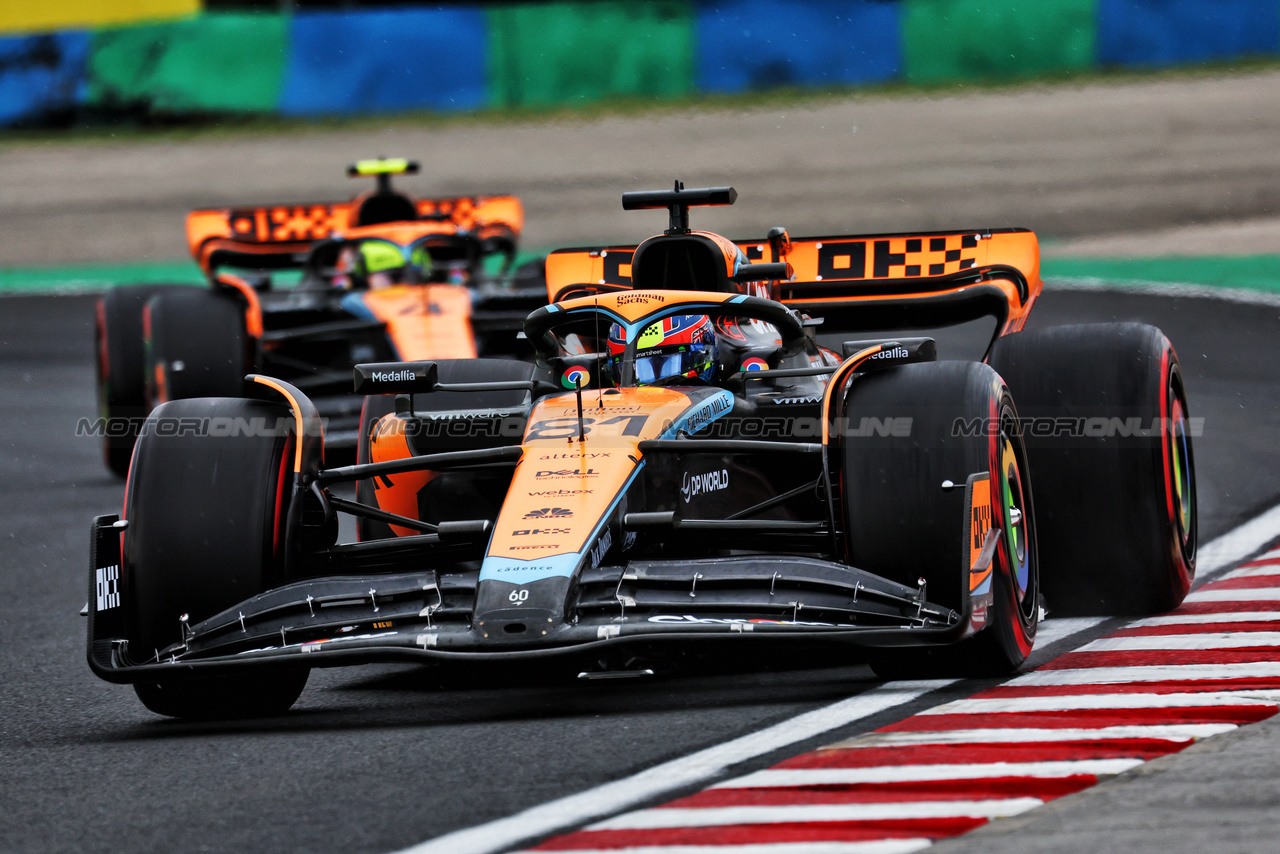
[88,516,995,683]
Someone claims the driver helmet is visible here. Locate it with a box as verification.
[345,241,430,289]
[608,314,717,385]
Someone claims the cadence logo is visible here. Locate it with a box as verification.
[681,469,730,503]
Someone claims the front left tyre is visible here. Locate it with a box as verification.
[124,397,308,718]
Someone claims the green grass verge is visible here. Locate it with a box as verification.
[1041,255,1280,294]
[0,250,546,294]
[5,254,1278,297]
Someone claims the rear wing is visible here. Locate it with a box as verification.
[545,227,1041,337]
[185,194,525,275]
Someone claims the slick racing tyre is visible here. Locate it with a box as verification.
[123,397,307,718]
[987,323,1196,615]
[841,361,1039,678]
[144,288,249,407]
[95,285,170,479]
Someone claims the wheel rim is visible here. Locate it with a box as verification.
[999,433,1031,604]
[1168,378,1196,561]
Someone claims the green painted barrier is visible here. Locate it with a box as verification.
[86,12,287,114]
[902,0,1097,83]
[486,1,695,108]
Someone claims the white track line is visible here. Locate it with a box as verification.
[1034,617,1107,646]
[534,842,934,854]
[1129,612,1280,627]
[389,505,1280,854]
[1075,632,1280,651]
[717,760,1146,788]
[1184,588,1280,603]
[590,799,1045,830]
[1197,503,1280,576]
[1220,566,1280,579]
[1010,662,1280,686]
[838,725,1234,747]
[922,693,1280,714]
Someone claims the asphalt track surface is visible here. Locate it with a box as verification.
[1,284,1278,854]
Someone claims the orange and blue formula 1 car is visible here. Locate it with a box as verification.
[87,185,1197,718]
[93,158,547,476]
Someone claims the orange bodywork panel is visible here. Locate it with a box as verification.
[185,194,524,275]
[545,229,1042,337]
[554,289,744,325]
[367,411,437,538]
[967,473,994,590]
[359,284,478,361]
[485,387,697,563]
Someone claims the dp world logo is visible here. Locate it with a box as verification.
[524,507,573,520]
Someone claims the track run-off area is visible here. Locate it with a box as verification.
[3,69,1280,854]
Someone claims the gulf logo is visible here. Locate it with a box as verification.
[740,357,769,372]
[561,366,591,389]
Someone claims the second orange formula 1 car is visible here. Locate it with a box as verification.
[93,158,546,476]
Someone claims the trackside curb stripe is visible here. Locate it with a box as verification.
[391,506,1280,854]
[391,681,959,854]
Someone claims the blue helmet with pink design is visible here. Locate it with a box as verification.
[607,314,717,386]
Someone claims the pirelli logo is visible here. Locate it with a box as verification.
[815,234,979,281]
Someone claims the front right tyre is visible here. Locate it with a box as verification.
[840,361,1039,678]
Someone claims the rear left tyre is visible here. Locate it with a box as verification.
[95,285,170,478]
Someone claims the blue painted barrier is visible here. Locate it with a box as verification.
[0,31,89,125]
[694,0,900,93]
[1098,0,1280,66]
[279,8,487,116]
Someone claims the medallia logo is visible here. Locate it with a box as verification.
[372,368,418,382]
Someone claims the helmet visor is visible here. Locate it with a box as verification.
[633,347,713,385]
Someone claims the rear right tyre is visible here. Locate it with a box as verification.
[987,323,1196,616]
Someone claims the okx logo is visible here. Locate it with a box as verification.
[524,507,573,520]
